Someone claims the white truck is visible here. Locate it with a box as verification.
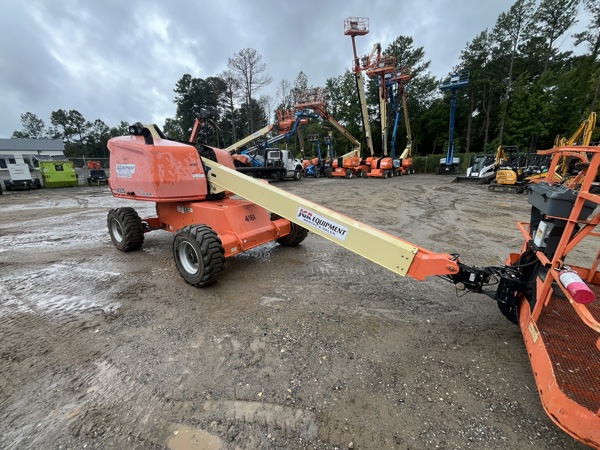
[236,148,304,181]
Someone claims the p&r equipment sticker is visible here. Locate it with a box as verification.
[296,208,348,241]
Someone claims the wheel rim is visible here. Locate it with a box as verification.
[177,240,200,274]
[110,219,124,243]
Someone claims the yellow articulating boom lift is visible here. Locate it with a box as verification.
[106,123,600,448]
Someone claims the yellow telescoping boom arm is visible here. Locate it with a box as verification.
[202,158,461,281]
[224,124,274,154]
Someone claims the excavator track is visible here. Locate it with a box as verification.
[488,183,524,194]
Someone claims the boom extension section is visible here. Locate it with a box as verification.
[202,155,505,291]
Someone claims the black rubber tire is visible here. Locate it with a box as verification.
[345,169,353,179]
[277,223,309,246]
[293,168,302,181]
[172,225,225,287]
[356,169,363,178]
[271,214,309,246]
[107,207,144,252]
[314,169,321,178]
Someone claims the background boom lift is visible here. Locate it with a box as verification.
[223,124,274,154]
[295,88,367,178]
[438,72,470,174]
[225,110,314,181]
[344,17,375,159]
[363,46,397,178]
[388,67,414,175]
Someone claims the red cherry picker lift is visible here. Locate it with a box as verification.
[106,118,599,447]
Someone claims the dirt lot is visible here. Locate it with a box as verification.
[0,174,588,449]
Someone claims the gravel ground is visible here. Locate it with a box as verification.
[0,174,589,449]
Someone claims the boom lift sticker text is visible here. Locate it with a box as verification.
[116,164,136,178]
[297,208,348,241]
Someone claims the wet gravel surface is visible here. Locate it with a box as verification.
[0,175,589,449]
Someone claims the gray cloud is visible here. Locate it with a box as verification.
[0,0,582,137]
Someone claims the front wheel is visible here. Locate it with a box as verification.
[345,169,353,179]
[293,167,302,181]
[173,225,225,287]
[107,207,144,252]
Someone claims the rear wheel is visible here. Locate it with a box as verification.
[107,207,144,252]
[314,169,321,178]
[356,169,363,178]
[345,169,353,179]
[271,214,309,246]
[173,225,225,287]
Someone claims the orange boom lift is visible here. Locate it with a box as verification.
[363,45,397,178]
[106,120,599,447]
[294,87,367,178]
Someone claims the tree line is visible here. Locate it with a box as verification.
[11,0,600,160]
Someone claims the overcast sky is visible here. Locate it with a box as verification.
[0,0,586,138]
